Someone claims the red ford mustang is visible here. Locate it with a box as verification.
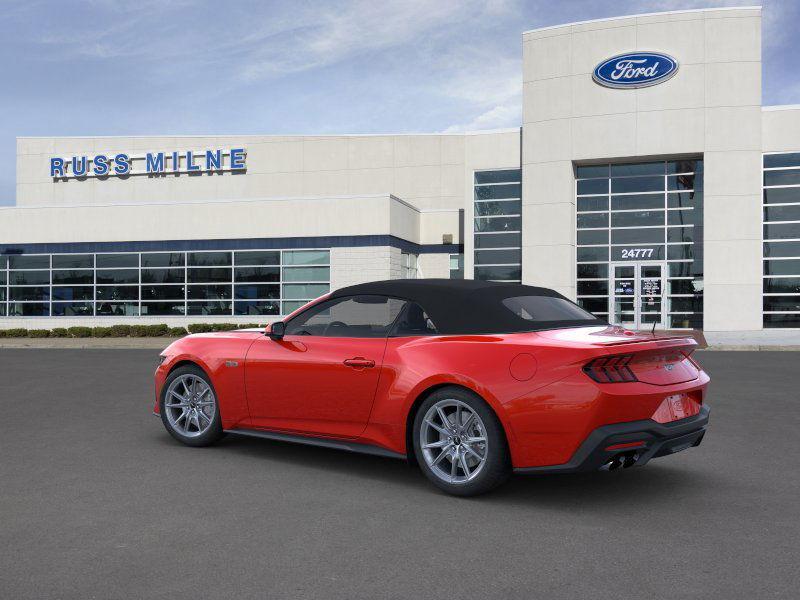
[154,279,710,496]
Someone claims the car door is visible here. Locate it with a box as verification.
[244,295,407,438]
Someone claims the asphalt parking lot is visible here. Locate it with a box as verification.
[1,349,798,599]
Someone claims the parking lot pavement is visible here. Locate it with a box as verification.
[1,349,798,600]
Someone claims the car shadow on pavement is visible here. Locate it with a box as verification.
[152,430,722,507]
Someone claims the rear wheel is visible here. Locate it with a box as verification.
[412,386,510,496]
[160,365,224,447]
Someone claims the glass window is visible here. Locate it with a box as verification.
[764,259,800,276]
[667,160,702,174]
[667,209,698,226]
[764,205,800,222]
[234,251,279,266]
[764,241,800,258]
[576,179,608,195]
[577,246,609,262]
[611,162,664,177]
[763,188,800,204]
[502,296,599,324]
[9,271,50,285]
[391,303,438,336]
[282,266,330,282]
[763,297,800,312]
[188,251,232,266]
[763,277,800,294]
[764,223,800,240]
[449,254,464,279]
[611,176,663,194]
[10,287,50,301]
[96,269,138,284]
[577,213,608,228]
[473,265,521,281]
[0,255,6,269]
[474,233,520,249]
[187,302,233,316]
[282,283,329,300]
[53,286,94,301]
[187,267,231,283]
[611,229,664,244]
[52,270,93,284]
[669,262,695,277]
[764,170,800,187]
[667,174,700,191]
[142,268,185,284]
[577,197,608,212]
[667,245,694,261]
[577,281,608,295]
[474,217,520,232]
[577,230,608,245]
[234,266,280,282]
[611,210,665,228]
[52,254,93,269]
[669,279,700,295]
[285,295,406,338]
[283,250,329,266]
[0,272,5,286]
[474,170,520,184]
[187,285,233,300]
[96,254,137,268]
[667,192,702,209]
[8,302,49,316]
[474,200,521,216]
[141,253,185,268]
[578,297,608,313]
[141,302,185,316]
[235,301,280,316]
[95,286,138,301]
[52,302,93,316]
[668,227,694,244]
[234,284,280,300]
[764,314,800,328]
[764,153,800,168]
[474,184,521,200]
[96,302,138,316]
[474,249,521,265]
[611,194,664,211]
[576,165,608,179]
[9,255,49,269]
[577,264,608,279]
[141,285,185,300]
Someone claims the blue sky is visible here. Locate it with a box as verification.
[1,0,798,206]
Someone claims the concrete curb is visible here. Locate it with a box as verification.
[0,338,182,349]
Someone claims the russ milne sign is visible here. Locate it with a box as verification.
[50,148,246,179]
[593,52,678,89]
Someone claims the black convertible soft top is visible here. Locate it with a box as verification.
[329,279,606,335]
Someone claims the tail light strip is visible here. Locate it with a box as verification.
[582,354,638,383]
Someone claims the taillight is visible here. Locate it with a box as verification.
[583,354,638,383]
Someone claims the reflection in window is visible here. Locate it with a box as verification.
[474,169,521,282]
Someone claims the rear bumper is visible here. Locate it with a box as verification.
[514,404,709,474]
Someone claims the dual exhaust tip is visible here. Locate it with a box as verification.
[600,451,639,471]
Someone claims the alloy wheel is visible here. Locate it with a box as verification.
[419,399,488,484]
[164,374,216,438]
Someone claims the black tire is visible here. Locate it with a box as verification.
[159,364,224,447]
[412,386,510,496]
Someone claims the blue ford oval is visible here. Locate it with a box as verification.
[593,52,678,89]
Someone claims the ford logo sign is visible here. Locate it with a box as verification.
[593,52,679,89]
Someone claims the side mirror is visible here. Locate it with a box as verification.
[268,321,285,340]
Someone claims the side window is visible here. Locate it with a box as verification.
[391,302,438,336]
[284,295,406,338]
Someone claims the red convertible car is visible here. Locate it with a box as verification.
[154,279,710,496]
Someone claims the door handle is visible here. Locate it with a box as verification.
[343,357,375,369]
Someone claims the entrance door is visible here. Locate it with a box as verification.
[610,262,666,330]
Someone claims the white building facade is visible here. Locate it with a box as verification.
[2,7,800,340]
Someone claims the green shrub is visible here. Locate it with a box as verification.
[28,329,51,338]
[109,324,132,337]
[129,325,148,337]
[211,323,238,332]
[67,326,92,338]
[237,323,262,329]
[50,328,69,338]
[4,328,29,338]
[0,330,6,338]
[91,327,113,338]
[187,323,214,334]
[167,326,187,337]
[146,324,169,337]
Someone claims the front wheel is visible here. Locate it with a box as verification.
[412,387,510,496]
[160,365,224,447]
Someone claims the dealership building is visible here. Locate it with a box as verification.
[2,6,800,341]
